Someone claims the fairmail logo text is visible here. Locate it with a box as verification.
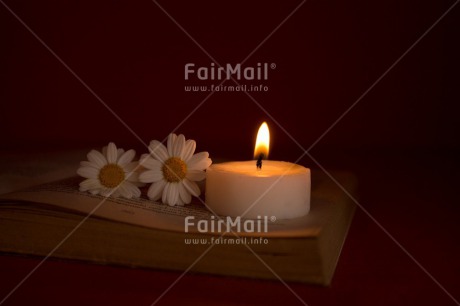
[184,63,273,81]
[184,215,270,233]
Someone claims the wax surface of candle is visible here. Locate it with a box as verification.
[206,161,310,219]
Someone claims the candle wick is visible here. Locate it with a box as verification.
[256,153,264,170]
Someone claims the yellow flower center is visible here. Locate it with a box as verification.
[98,164,125,188]
[162,157,187,182]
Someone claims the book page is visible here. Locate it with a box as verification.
[0,176,350,238]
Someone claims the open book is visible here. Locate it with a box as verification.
[0,171,356,285]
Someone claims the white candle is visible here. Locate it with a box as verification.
[205,161,310,219]
[205,122,311,219]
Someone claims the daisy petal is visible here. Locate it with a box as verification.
[80,161,97,168]
[123,181,141,198]
[183,178,201,197]
[106,142,118,164]
[148,180,166,200]
[149,140,169,162]
[176,197,184,206]
[79,178,101,191]
[162,183,170,204]
[167,183,179,206]
[118,183,132,199]
[140,157,162,171]
[77,166,99,179]
[173,134,185,157]
[186,170,206,182]
[178,182,192,204]
[89,189,100,195]
[192,157,212,171]
[87,150,107,168]
[139,170,163,183]
[100,188,114,197]
[187,152,212,170]
[182,140,196,161]
[167,133,177,156]
[118,149,135,166]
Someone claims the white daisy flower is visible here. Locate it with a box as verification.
[77,142,142,198]
[139,133,212,206]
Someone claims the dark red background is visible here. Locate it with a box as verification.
[1,0,458,158]
[1,0,459,305]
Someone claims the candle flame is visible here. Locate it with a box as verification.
[254,122,269,159]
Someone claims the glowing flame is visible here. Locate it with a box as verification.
[254,122,270,159]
